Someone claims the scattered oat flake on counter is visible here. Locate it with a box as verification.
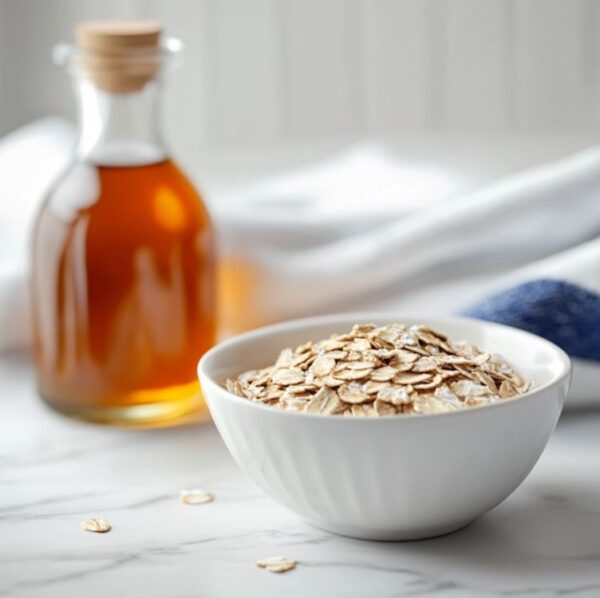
[224,323,531,417]
[257,556,297,573]
[81,518,111,533]
[180,489,214,504]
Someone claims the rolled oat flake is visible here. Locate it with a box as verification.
[180,489,214,505]
[81,518,111,533]
[257,556,297,573]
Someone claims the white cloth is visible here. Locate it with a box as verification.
[210,145,600,407]
[212,145,600,320]
[1,120,599,406]
[0,118,74,350]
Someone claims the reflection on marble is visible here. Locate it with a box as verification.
[1,352,600,598]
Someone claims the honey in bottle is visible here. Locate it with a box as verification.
[31,21,216,426]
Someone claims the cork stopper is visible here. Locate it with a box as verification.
[74,20,163,93]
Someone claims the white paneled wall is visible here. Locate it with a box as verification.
[1,0,599,149]
[282,0,365,139]
[515,0,589,129]
[364,0,434,131]
[444,0,513,129]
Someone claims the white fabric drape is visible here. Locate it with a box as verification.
[1,119,599,406]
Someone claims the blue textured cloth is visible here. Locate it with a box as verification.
[464,278,600,362]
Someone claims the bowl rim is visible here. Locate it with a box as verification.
[198,312,572,422]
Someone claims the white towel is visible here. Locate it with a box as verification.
[211,146,600,407]
[213,145,600,322]
[1,119,598,405]
[0,118,74,350]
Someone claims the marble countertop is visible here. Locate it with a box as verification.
[2,352,600,598]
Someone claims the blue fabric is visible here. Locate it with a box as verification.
[464,278,600,362]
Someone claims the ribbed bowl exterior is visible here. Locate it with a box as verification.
[202,374,565,540]
[199,314,570,541]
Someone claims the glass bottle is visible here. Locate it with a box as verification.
[31,21,216,426]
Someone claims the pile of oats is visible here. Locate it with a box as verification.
[225,323,530,416]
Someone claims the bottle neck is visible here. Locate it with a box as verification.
[74,78,167,167]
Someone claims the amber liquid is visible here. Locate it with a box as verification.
[31,158,216,426]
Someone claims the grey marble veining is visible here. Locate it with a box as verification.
[1,352,600,598]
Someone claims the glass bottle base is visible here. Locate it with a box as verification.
[39,381,209,428]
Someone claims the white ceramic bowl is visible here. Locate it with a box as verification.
[198,314,571,541]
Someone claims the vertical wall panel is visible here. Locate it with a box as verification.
[205,0,283,146]
[148,0,213,157]
[0,0,69,134]
[443,0,512,130]
[0,2,6,131]
[514,0,588,129]
[281,0,365,140]
[363,0,434,132]
[581,0,600,127]
[424,0,447,128]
